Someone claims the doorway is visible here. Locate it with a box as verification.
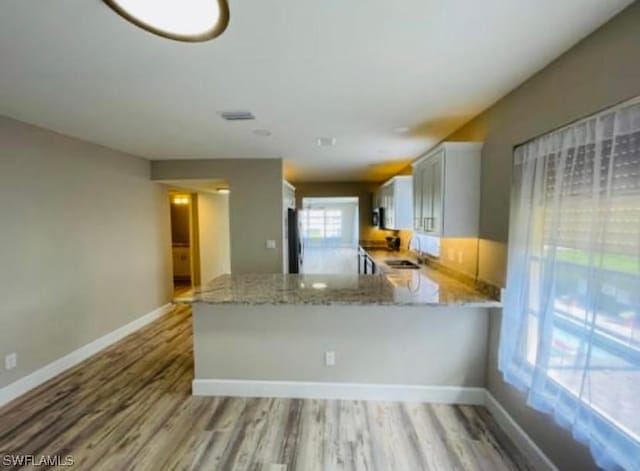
[167,180,232,298]
[300,197,359,274]
[169,192,200,297]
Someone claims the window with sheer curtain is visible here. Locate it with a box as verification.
[501,97,640,471]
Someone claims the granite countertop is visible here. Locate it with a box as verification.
[175,250,501,307]
[362,249,500,306]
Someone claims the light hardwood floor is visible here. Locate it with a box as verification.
[0,306,532,470]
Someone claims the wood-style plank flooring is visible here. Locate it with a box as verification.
[0,306,532,470]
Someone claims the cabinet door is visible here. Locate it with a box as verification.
[413,169,423,231]
[387,185,395,228]
[429,152,443,235]
[421,163,432,232]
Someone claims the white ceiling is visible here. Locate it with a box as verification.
[0,0,632,181]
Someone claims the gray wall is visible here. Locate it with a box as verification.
[0,116,173,390]
[193,304,488,386]
[442,4,640,470]
[152,159,284,274]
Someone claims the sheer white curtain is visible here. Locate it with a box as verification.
[501,97,640,470]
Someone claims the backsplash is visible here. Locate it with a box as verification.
[438,238,479,279]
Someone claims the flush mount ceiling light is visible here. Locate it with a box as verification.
[173,196,189,204]
[216,188,230,194]
[103,0,229,42]
[316,137,337,147]
[392,126,411,134]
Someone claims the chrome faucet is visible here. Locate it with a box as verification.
[408,235,421,257]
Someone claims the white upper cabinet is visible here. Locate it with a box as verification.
[376,175,413,230]
[411,142,482,238]
[283,180,296,209]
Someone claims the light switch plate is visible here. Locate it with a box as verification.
[5,352,17,370]
[325,351,336,366]
[266,240,277,249]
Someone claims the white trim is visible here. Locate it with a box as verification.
[484,392,558,471]
[412,141,484,167]
[283,180,296,190]
[0,303,174,408]
[192,379,486,404]
[380,174,413,188]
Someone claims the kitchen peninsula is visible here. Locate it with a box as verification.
[179,259,500,403]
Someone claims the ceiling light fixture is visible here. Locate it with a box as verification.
[173,196,190,205]
[316,137,337,147]
[216,188,230,194]
[392,126,411,134]
[103,0,229,42]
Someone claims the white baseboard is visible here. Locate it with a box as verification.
[192,379,486,404]
[484,392,558,471]
[0,303,174,409]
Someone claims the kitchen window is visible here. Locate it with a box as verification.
[501,97,640,471]
[301,209,342,240]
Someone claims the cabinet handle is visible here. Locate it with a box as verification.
[423,217,436,232]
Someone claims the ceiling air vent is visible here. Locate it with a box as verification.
[219,110,255,121]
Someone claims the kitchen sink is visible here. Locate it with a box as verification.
[384,259,421,269]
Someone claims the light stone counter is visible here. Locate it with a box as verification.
[176,259,500,307]
[186,250,499,399]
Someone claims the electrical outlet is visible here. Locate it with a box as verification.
[266,240,277,249]
[325,351,336,366]
[457,250,464,264]
[5,353,17,370]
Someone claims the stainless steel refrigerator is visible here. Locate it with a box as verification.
[287,208,303,273]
